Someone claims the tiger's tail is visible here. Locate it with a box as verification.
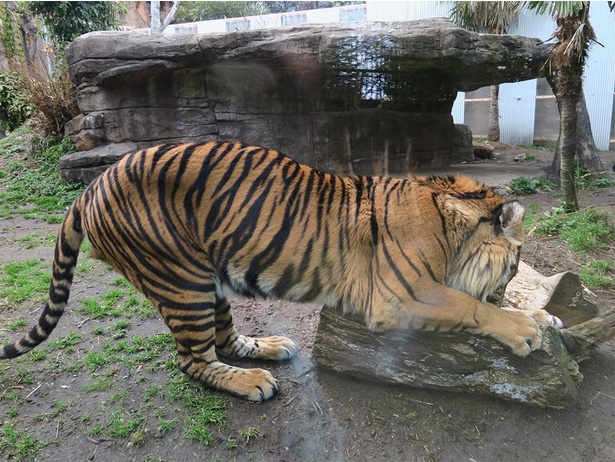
[0,198,85,359]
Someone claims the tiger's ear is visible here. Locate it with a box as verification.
[498,201,526,246]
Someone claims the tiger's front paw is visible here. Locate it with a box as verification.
[530,309,564,329]
[498,308,545,356]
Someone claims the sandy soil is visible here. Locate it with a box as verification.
[0,145,613,462]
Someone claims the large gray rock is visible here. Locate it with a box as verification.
[63,19,549,182]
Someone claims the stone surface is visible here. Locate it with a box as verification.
[63,19,549,182]
[474,143,495,159]
[452,123,474,162]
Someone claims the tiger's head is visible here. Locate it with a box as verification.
[433,179,526,304]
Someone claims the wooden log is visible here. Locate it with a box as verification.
[313,262,613,409]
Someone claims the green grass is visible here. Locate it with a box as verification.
[0,135,84,223]
[82,377,114,392]
[13,231,57,249]
[6,319,27,331]
[531,206,615,252]
[0,423,48,462]
[33,400,74,422]
[77,289,156,320]
[47,332,82,353]
[580,259,614,289]
[0,259,50,306]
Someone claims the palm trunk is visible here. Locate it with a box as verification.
[558,95,579,212]
[487,84,500,142]
[575,91,604,171]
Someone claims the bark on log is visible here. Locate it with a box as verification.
[313,262,613,408]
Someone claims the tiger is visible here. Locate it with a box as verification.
[1,141,562,402]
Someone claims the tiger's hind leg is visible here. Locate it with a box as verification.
[214,297,299,361]
[133,267,280,402]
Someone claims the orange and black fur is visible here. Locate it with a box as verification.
[0,142,561,401]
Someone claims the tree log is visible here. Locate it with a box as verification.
[313,262,613,409]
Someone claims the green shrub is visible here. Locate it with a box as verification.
[0,72,32,130]
[509,176,554,196]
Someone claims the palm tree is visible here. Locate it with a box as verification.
[525,1,599,212]
[450,2,522,143]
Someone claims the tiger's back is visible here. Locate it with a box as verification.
[1,141,562,402]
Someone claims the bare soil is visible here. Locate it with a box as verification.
[0,146,614,462]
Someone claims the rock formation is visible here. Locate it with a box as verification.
[62,19,549,182]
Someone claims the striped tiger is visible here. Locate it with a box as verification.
[0,141,562,402]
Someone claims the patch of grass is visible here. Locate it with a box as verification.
[532,207,615,252]
[13,231,57,249]
[47,332,82,353]
[29,350,46,361]
[33,400,74,422]
[0,423,48,461]
[82,377,114,392]
[6,319,28,331]
[509,176,554,196]
[581,259,614,289]
[0,259,50,306]
[163,374,226,445]
[0,135,84,222]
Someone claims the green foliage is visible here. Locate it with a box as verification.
[175,1,267,22]
[27,1,123,50]
[508,176,554,195]
[449,1,522,34]
[0,72,33,131]
[0,134,84,222]
[174,1,360,22]
[11,62,79,139]
[580,259,614,289]
[533,206,615,251]
[575,164,615,190]
[0,4,18,58]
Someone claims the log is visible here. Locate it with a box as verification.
[313,262,613,408]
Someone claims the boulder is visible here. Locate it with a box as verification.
[63,19,549,182]
[452,123,474,162]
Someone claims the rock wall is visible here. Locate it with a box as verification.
[62,19,549,182]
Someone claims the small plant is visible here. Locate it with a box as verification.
[107,411,144,438]
[509,176,553,195]
[240,427,263,444]
[29,350,46,361]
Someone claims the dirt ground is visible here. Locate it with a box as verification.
[0,145,614,462]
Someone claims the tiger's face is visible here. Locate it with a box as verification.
[445,200,525,304]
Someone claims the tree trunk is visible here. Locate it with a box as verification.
[550,90,605,176]
[548,61,581,212]
[487,84,500,142]
[150,0,161,33]
[558,94,579,211]
[19,13,38,66]
[575,91,604,171]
